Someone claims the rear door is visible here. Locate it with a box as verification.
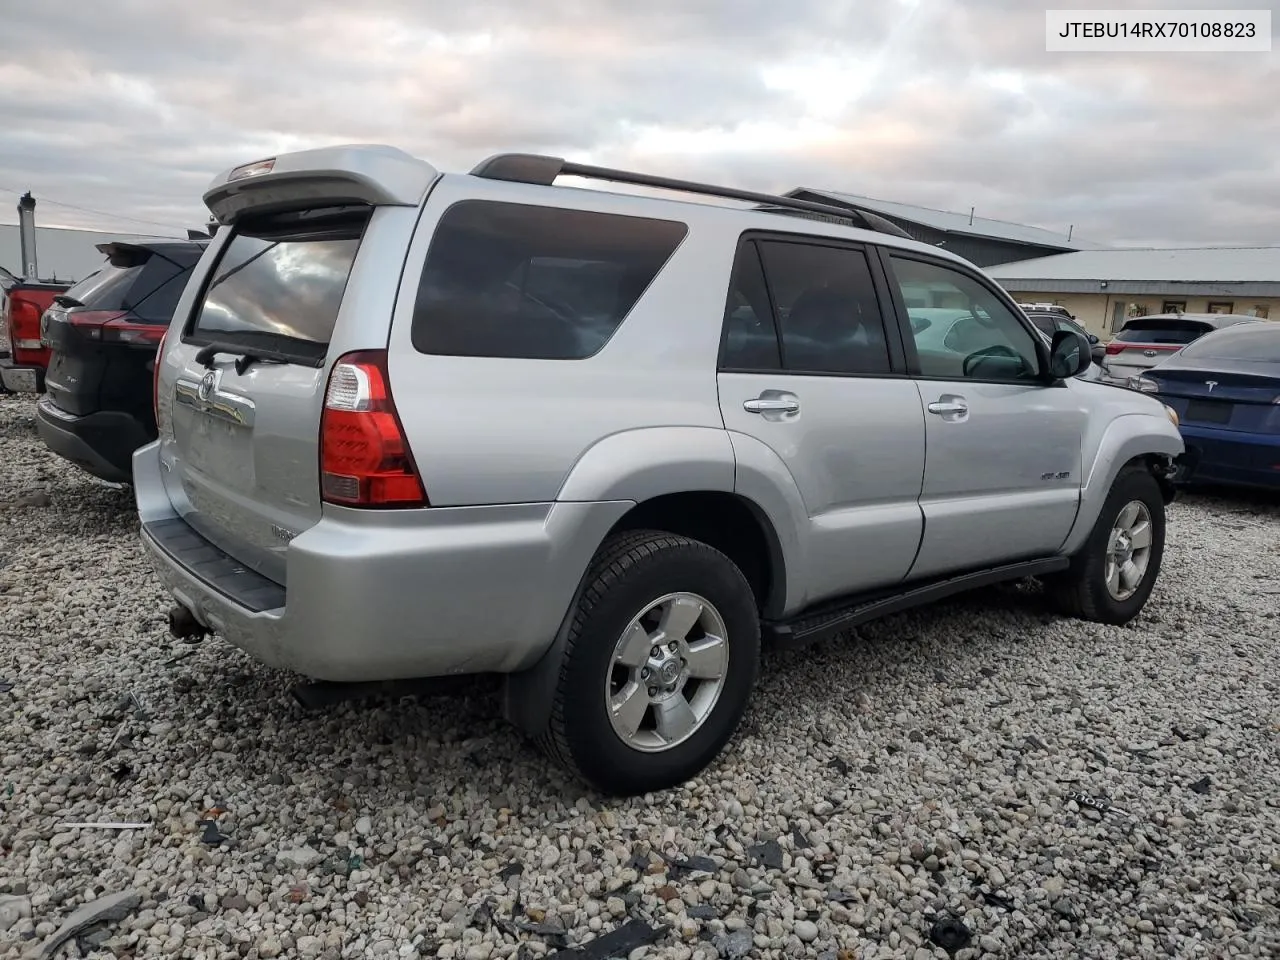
[881,251,1086,579]
[716,234,926,606]
[158,203,417,583]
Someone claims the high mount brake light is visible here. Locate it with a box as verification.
[320,351,426,508]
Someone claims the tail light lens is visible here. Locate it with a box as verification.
[153,330,167,427]
[1105,342,1125,356]
[7,297,47,358]
[320,350,426,507]
[68,311,166,345]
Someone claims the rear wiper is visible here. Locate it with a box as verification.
[194,342,276,375]
[53,294,84,308]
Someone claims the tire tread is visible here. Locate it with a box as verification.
[539,529,711,777]
[1048,463,1164,624]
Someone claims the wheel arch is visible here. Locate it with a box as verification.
[1060,413,1182,557]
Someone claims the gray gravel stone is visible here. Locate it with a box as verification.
[2,391,1279,960]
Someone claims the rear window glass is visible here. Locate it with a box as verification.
[1182,324,1280,362]
[64,263,145,311]
[188,209,368,363]
[1114,322,1209,345]
[412,200,688,360]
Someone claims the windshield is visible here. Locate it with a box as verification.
[1180,324,1280,363]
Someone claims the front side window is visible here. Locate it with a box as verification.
[888,256,1041,381]
[412,201,687,360]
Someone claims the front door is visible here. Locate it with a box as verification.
[881,252,1086,580]
[716,235,926,608]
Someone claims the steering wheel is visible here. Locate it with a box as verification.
[962,343,1031,379]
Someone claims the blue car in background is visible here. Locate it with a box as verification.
[1132,322,1280,491]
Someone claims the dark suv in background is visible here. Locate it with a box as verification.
[36,239,207,482]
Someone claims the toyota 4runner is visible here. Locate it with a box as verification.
[136,145,1185,795]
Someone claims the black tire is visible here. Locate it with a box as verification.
[542,529,760,796]
[1046,463,1166,624]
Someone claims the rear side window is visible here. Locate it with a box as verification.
[1026,314,1056,336]
[412,201,687,360]
[719,238,892,375]
[187,208,368,364]
[1114,321,1209,345]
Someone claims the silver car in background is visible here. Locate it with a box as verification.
[1100,313,1259,386]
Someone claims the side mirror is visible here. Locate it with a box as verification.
[1091,343,1106,365]
[1086,332,1100,344]
[1048,329,1093,380]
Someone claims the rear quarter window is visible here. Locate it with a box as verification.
[411,200,688,360]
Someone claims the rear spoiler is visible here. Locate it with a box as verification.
[93,240,208,269]
[204,144,439,224]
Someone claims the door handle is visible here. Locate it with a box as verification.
[927,395,969,421]
[744,397,800,415]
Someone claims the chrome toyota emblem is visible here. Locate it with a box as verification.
[1205,380,1217,392]
[1143,349,1157,357]
[197,370,218,402]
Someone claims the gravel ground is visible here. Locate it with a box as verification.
[1,390,1277,960]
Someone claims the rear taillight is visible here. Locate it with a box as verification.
[68,311,166,345]
[1105,342,1125,356]
[320,351,426,508]
[153,330,167,426]
[8,298,45,354]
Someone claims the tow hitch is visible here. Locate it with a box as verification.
[167,604,209,643]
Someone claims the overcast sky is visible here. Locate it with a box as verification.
[1,0,1277,247]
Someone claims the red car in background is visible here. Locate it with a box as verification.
[0,270,70,393]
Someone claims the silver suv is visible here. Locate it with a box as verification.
[136,145,1185,795]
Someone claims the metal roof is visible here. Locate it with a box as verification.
[0,222,174,284]
[987,246,1280,284]
[788,188,1103,251]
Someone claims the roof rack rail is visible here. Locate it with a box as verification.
[469,154,915,241]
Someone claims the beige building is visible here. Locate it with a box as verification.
[987,247,1280,339]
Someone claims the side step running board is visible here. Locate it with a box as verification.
[762,557,1070,649]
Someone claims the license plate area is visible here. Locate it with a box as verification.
[1184,399,1232,425]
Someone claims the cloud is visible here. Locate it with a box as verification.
[0,0,1277,248]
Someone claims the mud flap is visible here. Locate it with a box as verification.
[501,565,592,739]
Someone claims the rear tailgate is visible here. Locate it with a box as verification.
[43,245,197,418]
[1104,318,1212,381]
[155,147,437,585]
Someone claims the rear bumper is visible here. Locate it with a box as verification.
[0,357,44,393]
[35,397,150,483]
[1174,424,1280,490]
[133,441,633,682]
